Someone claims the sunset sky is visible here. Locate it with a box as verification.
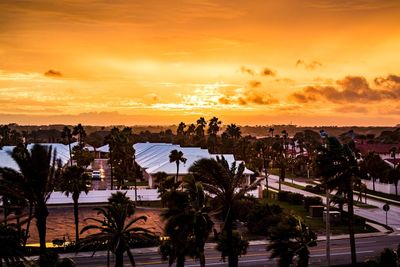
[1,0,400,126]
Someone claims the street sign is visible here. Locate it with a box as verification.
[383,204,390,212]
[383,203,390,226]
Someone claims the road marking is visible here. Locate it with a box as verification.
[311,250,374,257]
[357,241,377,244]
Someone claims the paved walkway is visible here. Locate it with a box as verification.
[265,175,400,231]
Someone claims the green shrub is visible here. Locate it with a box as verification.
[247,203,283,236]
[287,192,304,205]
[277,191,290,202]
[304,196,323,211]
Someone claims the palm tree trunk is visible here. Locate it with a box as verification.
[36,204,49,267]
[225,213,238,267]
[326,187,331,267]
[176,163,179,184]
[23,203,33,247]
[68,139,72,167]
[73,193,80,245]
[176,254,185,267]
[199,249,206,267]
[347,184,357,266]
[115,248,124,267]
[372,178,375,191]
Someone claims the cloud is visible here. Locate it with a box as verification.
[260,68,276,76]
[291,75,399,103]
[218,82,278,106]
[333,105,368,113]
[374,74,400,88]
[44,69,63,77]
[296,59,322,70]
[240,66,255,76]
[248,80,262,88]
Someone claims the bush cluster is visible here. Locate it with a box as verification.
[277,191,323,212]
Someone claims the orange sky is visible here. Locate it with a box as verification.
[1,0,400,126]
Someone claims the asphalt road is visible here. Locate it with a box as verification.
[69,234,400,267]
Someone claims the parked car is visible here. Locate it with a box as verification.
[92,169,105,180]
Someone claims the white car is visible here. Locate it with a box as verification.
[92,169,105,180]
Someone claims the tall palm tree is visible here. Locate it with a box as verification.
[185,124,196,144]
[160,176,213,267]
[169,150,187,183]
[72,123,86,144]
[105,127,120,189]
[80,192,154,267]
[59,165,91,244]
[255,139,271,196]
[61,126,73,166]
[10,144,61,266]
[207,117,222,153]
[189,156,261,267]
[316,137,358,266]
[225,124,241,155]
[269,127,274,137]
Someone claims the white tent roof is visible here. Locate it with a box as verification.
[0,143,72,171]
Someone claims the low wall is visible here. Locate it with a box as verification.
[48,186,261,205]
[48,189,159,204]
[362,179,399,195]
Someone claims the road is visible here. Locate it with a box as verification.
[266,175,400,231]
[68,234,400,266]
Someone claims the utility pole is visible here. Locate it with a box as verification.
[326,186,331,267]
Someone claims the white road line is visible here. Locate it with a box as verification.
[311,250,374,257]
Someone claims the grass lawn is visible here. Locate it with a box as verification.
[262,195,377,236]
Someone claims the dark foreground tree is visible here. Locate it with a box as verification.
[59,166,91,244]
[160,176,213,267]
[80,192,154,267]
[267,214,317,267]
[10,144,61,267]
[189,156,261,267]
[0,223,26,266]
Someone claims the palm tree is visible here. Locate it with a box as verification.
[225,124,241,155]
[269,127,274,137]
[387,166,400,196]
[169,150,187,183]
[105,127,120,189]
[195,117,207,146]
[316,137,358,266]
[189,156,261,267]
[61,126,73,166]
[160,176,213,267]
[80,192,154,267]
[267,214,317,267]
[0,223,26,266]
[10,144,61,266]
[359,152,390,192]
[255,140,271,196]
[185,124,196,144]
[59,165,91,244]
[207,117,222,153]
[72,123,86,144]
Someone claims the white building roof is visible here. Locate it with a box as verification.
[134,144,253,176]
[0,143,72,171]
